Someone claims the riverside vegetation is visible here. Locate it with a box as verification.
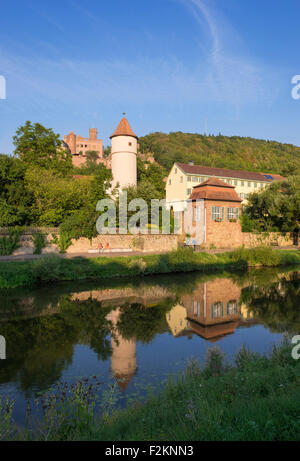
[2,337,300,441]
[0,247,300,290]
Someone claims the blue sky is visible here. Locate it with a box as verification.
[0,0,300,154]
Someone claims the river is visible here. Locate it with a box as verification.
[0,266,299,426]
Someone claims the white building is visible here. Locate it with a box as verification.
[110,116,138,191]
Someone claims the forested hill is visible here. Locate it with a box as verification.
[138,132,300,176]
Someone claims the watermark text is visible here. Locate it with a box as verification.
[0,75,6,99]
[0,335,6,360]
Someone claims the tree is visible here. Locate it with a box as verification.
[86,150,99,165]
[0,154,33,225]
[137,161,167,199]
[103,146,111,158]
[13,121,72,173]
[244,176,300,237]
[25,166,93,226]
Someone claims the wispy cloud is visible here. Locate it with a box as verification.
[179,0,278,111]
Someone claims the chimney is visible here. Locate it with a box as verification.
[189,161,194,166]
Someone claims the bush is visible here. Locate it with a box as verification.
[0,229,21,256]
[33,232,46,255]
[31,255,65,282]
[229,246,280,266]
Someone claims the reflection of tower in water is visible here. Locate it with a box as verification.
[106,308,137,391]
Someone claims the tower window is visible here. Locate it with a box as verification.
[128,142,132,146]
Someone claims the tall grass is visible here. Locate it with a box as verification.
[4,337,300,441]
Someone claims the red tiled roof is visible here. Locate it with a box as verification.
[190,177,242,202]
[110,117,138,139]
[177,163,271,182]
[193,177,235,189]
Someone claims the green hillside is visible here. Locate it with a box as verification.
[138,132,300,176]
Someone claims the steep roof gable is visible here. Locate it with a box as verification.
[110,117,137,139]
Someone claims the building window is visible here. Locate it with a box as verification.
[211,302,224,319]
[193,176,198,182]
[248,182,251,187]
[196,206,201,222]
[175,168,177,174]
[187,189,192,196]
[234,180,238,186]
[129,142,132,146]
[211,206,224,221]
[227,301,238,315]
[180,176,183,183]
[169,180,172,185]
[227,207,235,220]
[254,182,257,188]
[227,207,239,220]
[187,176,191,182]
[241,181,245,187]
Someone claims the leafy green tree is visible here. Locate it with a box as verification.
[103,146,111,158]
[139,132,300,175]
[86,150,99,164]
[137,161,166,199]
[0,154,33,225]
[25,166,93,226]
[244,176,300,235]
[13,121,72,173]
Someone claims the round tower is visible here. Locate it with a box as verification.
[110,116,138,191]
[106,308,137,392]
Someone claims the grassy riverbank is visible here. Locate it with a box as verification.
[3,338,300,441]
[0,247,299,290]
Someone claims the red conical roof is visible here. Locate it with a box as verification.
[110,117,138,139]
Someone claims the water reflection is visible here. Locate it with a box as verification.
[0,268,299,406]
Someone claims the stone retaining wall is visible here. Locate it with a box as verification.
[65,234,178,254]
[242,232,296,248]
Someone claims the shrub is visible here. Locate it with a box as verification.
[235,345,260,371]
[33,232,46,255]
[31,255,64,282]
[0,229,21,256]
[229,246,280,266]
[204,346,226,376]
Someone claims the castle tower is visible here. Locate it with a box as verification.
[110,116,138,191]
[89,128,97,141]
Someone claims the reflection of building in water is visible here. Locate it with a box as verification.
[180,278,242,343]
[240,303,254,321]
[71,286,174,308]
[166,304,191,337]
[106,308,137,391]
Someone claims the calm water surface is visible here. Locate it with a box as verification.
[0,267,300,425]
